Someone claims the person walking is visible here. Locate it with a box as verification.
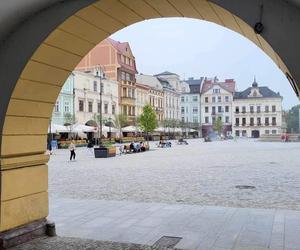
[69,141,76,161]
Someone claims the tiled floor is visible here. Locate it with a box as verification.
[49,198,300,250]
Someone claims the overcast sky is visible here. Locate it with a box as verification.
[111,18,298,110]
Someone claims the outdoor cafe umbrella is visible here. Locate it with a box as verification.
[48,123,69,133]
[122,125,142,133]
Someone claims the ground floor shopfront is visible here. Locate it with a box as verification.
[233,126,282,138]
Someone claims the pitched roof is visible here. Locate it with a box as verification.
[185,77,204,86]
[157,77,175,91]
[201,79,236,94]
[185,77,203,94]
[107,38,133,56]
[154,71,179,77]
[234,86,281,99]
[135,74,163,91]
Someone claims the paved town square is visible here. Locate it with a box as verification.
[49,139,300,210]
[45,139,300,250]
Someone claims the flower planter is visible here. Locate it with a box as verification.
[94,146,116,158]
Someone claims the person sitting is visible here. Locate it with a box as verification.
[140,141,146,152]
[129,142,135,152]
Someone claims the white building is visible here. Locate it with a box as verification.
[73,70,119,126]
[201,77,236,137]
[233,80,283,138]
[180,77,202,126]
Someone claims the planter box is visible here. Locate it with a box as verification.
[94,147,116,158]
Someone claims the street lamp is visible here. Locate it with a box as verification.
[95,65,105,147]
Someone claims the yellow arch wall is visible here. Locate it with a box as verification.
[0,0,294,231]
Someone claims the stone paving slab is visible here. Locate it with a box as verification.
[10,236,154,250]
[48,198,300,249]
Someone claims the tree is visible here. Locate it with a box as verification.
[64,112,76,132]
[214,117,223,135]
[287,105,300,133]
[138,104,158,145]
[114,114,128,139]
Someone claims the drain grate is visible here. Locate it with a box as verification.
[235,185,256,190]
[152,236,182,248]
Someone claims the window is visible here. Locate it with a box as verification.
[181,117,184,122]
[79,100,84,112]
[193,107,198,114]
[265,105,269,113]
[213,89,220,93]
[205,106,209,113]
[212,117,216,124]
[218,106,222,113]
[225,106,229,112]
[88,101,93,113]
[242,106,246,113]
[272,117,276,125]
[250,117,254,126]
[272,105,276,112]
[218,96,221,102]
[257,117,261,126]
[265,117,269,125]
[193,96,198,102]
[242,118,246,126]
[55,101,60,112]
[257,106,261,113]
[235,107,239,113]
[97,103,100,113]
[111,104,115,115]
[225,116,229,123]
[126,73,131,81]
[104,103,108,114]
[272,130,276,134]
[193,117,198,123]
[181,96,184,102]
[235,130,240,136]
[265,130,270,135]
[212,106,216,114]
[212,97,216,103]
[205,117,209,123]
[181,107,185,114]
[250,106,254,113]
[93,81,97,92]
[235,118,239,126]
[121,71,126,80]
[64,102,70,112]
[225,96,229,102]
[205,97,209,103]
[242,130,247,137]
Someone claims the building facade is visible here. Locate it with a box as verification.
[135,83,150,117]
[201,77,235,137]
[76,38,138,122]
[136,74,164,121]
[233,80,283,137]
[155,72,181,121]
[73,71,119,126]
[157,77,179,121]
[51,74,75,125]
[180,77,203,126]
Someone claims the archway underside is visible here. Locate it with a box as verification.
[0,0,295,232]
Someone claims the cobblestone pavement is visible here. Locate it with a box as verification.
[49,139,300,210]
[11,236,153,250]
[46,198,300,250]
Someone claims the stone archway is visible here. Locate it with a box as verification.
[0,0,299,240]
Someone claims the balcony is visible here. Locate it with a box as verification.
[121,96,136,105]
